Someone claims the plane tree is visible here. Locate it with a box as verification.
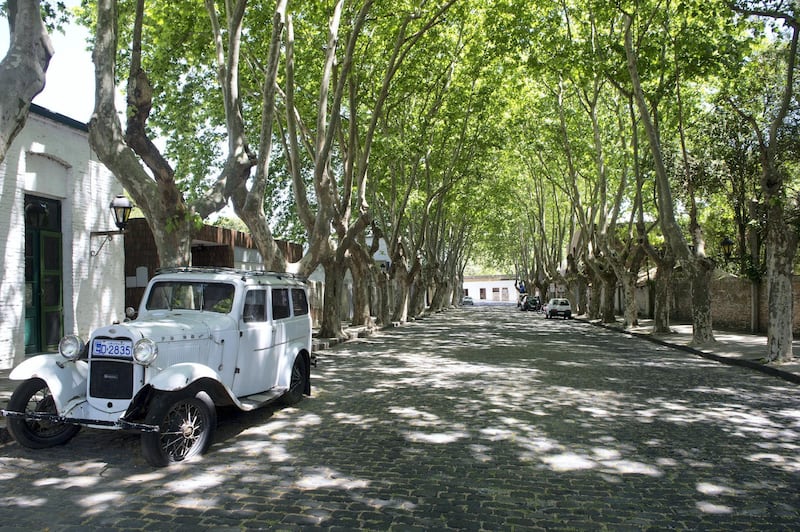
[84,0,459,338]
[300,0,459,337]
[725,0,800,361]
[488,0,643,324]
[364,1,506,321]
[80,0,797,344]
[0,0,57,163]
[620,0,749,343]
[88,0,259,267]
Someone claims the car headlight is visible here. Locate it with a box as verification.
[133,338,158,366]
[59,335,84,360]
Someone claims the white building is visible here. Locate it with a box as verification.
[0,105,125,369]
[462,275,520,304]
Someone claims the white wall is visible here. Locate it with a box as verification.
[0,108,124,369]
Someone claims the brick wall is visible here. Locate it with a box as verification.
[123,218,160,310]
[666,272,798,335]
[123,219,303,309]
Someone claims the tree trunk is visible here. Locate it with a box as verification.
[429,278,450,312]
[651,257,674,334]
[619,270,638,328]
[588,271,602,320]
[574,275,588,316]
[600,268,616,323]
[765,201,797,362]
[688,258,716,345]
[318,257,347,339]
[534,279,548,305]
[392,263,411,323]
[374,265,392,327]
[409,275,427,318]
[349,245,374,328]
[429,259,455,311]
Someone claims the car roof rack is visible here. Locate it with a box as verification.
[155,266,307,283]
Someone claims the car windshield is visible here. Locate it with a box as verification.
[146,282,235,313]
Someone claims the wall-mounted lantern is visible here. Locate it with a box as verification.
[110,194,133,230]
[90,195,134,257]
[721,236,734,260]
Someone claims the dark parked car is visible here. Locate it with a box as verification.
[521,295,541,311]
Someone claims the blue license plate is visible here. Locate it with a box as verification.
[91,339,132,358]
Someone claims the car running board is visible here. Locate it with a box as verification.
[238,388,288,410]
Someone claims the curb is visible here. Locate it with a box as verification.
[312,321,404,353]
[584,318,800,385]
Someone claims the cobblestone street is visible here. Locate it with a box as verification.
[1,305,799,530]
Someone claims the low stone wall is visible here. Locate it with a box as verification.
[664,272,800,335]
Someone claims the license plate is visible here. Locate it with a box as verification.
[91,338,133,358]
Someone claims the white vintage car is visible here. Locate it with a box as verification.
[2,268,314,467]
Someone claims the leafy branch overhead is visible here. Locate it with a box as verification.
[25,0,794,353]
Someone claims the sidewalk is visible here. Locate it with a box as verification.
[589,318,800,385]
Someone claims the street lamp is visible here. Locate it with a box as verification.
[110,194,133,230]
[90,194,134,256]
[721,236,734,260]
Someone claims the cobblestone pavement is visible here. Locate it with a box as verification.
[1,306,799,530]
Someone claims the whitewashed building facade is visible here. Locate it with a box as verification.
[0,105,125,369]
[462,275,519,303]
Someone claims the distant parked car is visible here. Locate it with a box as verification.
[521,295,541,311]
[462,296,474,306]
[545,298,572,319]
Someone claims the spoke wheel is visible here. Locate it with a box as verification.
[141,391,216,467]
[7,378,80,449]
[281,355,308,406]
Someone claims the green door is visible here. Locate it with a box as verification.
[24,197,63,354]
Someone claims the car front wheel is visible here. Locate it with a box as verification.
[141,390,216,467]
[6,378,81,449]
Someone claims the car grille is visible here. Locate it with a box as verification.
[89,360,134,399]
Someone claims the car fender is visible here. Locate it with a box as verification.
[8,354,88,413]
[276,345,312,393]
[147,362,227,392]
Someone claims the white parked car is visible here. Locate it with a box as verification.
[545,298,572,319]
[2,268,314,466]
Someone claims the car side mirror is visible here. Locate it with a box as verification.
[125,307,137,321]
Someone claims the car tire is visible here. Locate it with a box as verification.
[6,378,81,449]
[141,390,216,467]
[281,355,308,406]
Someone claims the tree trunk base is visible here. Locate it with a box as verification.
[688,337,718,348]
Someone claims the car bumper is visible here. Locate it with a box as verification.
[1,409,159,432]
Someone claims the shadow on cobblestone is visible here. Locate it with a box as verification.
[0,305,798,530]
